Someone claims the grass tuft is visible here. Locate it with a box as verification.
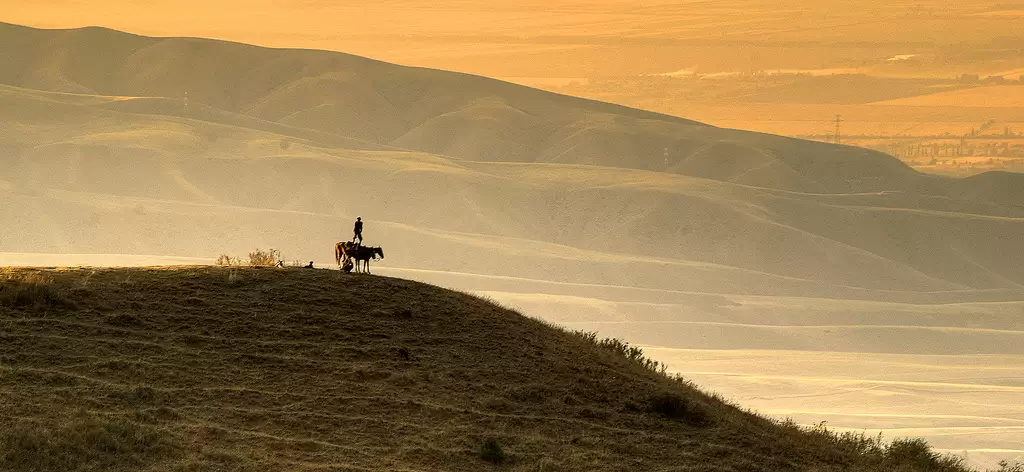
[570,330,668,375]
[479,438,507,465]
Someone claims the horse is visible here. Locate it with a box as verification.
[334,241,383,274]
[348,245,384,274]
[335,241,353,267]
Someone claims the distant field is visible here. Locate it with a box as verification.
[537,81,1024,177]
[872,85,1024,107]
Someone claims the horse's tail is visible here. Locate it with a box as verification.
[334,242,342,266]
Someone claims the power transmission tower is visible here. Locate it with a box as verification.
[834,114,843,144]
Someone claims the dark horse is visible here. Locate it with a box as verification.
[335,241,384,274]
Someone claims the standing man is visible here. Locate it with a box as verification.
[352,217,363,245]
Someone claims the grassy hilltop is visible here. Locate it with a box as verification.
[0,267,969,472]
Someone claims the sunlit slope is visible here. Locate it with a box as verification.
[0,21,953,194]
[4,84,1024,294]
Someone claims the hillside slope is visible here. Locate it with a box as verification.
[0,267,968,472]
[6,81,1024,292]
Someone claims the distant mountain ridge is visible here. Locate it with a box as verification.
[0,21,956,195]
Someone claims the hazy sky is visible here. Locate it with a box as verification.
[5,0,1023,78]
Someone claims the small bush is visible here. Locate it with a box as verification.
[214,254,241,266]
[248,248,281,267]
[479,438,506,465]
[885,437,938,466]
[647,392,712,427]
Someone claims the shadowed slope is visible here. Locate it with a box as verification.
[0,267,968,472]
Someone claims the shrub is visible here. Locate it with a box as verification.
[885,437,938,466]
[479,438,506,465]
[215,254,242,266]
[647,392,712,427]
[248,248,281,267]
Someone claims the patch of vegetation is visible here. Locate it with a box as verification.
[216,249,284,267]
[0,273,75,310]
[0,416,179,471]
[478,438,506,465]
[786,421,969,472]
[215,254,242,266]
[993,461,1024,472]
[645,392,712,427]
[247,248,281,267]
[571,330,668,375]
[883,437,965,471]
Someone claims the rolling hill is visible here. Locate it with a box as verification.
[0,21,971,195]
[0,267,969,472]
[2,23,1024,293]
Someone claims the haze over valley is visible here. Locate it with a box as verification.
[2,17,1024,468]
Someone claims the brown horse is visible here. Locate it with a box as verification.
[335,242,383,274]
[335,241,353,267]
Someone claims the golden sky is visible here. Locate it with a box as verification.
[4,0,1022,78]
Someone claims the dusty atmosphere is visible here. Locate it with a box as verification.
[2,1,1024,469]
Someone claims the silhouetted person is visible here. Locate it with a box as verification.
[305,261,314,268]
[352,217,363,244]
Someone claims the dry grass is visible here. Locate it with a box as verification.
[0,416,179,472]
[0,271,74,311]
[0,267,976,471]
